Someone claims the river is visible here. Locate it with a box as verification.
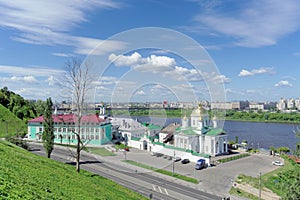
[130,116,298,150]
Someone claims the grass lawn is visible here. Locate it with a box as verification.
[0,140,147,200]
[86,147,116,156]
[123,160,198,184]
[54,143,116,157]
[0,104,27,138]
[232,155,300,199]
[229,187,259,200]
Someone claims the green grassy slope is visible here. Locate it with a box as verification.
[0,141,147,200]
[0,104,27,138]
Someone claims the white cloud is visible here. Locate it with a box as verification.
[109,52,204,80]
[109,52,176,73]
[212,74,231,84]
[52,52,73,57]
[0,1,124,55]
[274,80,293,87]
[109,52,143,66]
[238,70,252,77]
[73,36,126,55]
[136,90,145,95]
[10,75,37,83]
[24,76,37,83]
[194,1,300,47]
[46,76,57,86]
[0,65,63,77]
[238,67,274,77]
[146,55,176,67]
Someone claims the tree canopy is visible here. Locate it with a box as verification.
[42,97,54,158]
[0,87,47,120]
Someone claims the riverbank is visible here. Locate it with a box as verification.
[110,109,300,125]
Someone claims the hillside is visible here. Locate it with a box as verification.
[0,140,147,199]
[0,104,27,138]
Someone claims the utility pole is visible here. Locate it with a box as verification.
[172,150,175,176]
[259,172,262,200]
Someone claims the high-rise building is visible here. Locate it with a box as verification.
[277,98,287,111]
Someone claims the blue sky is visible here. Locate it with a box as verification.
[0,0,299,103]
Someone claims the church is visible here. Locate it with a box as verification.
[160,104,228,157]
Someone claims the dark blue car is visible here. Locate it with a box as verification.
[195,159,205,170]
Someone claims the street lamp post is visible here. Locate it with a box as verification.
[172,150,175,176]
[259,172,262,200]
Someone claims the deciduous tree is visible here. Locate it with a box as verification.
[61,58,94,173]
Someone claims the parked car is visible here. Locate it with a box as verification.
[173,157,181,162]
[195,159,206,170]
[195,163,203,170]
[155,153,163,157]
[272,161,284,166]
[181,159,190,164]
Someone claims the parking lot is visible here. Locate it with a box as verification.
[113,148,283,197]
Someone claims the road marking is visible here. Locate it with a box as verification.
[152,184,168,195]
[164,188,169,195]
[152,184,156,191]
[158,186,162,193]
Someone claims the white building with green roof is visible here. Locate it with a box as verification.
[174,105,228,156]
[154,105,228,162]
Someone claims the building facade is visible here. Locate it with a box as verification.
[28,113,112,146]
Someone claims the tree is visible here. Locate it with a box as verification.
[277,146,290,154]
[293,127,300,157]
[34,99,47,117]
[62,58,94,173]
[42,97,54,158]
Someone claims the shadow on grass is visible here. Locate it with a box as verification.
[65,160,102,165]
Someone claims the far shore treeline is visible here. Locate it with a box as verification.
[109,108,300,124]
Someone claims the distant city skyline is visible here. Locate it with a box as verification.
[0,1,299,102]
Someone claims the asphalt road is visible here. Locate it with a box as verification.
[120,147,282,197]
[28,142,221,200]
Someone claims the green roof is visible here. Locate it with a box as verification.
[176,127,198,135]
[176,126,226,136]
[205,128,226,136]
[142,123,161,130]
